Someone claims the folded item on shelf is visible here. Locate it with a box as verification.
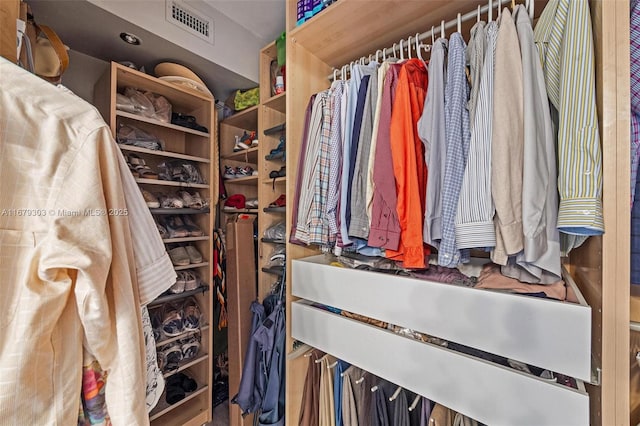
[409,265,477,287]
[475,263,567,300]
[264,221,286,240]
[116,123,164,150]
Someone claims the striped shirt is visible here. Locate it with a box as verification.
[326,80,344,238]
[455,21,498,250]
[419,37,448,247]
[438,32,471,267]
[467,21,487,126]
[308,89,332,245]
[534,0,604,236]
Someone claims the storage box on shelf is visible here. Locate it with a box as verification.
[283,0,630,424]
[258,41,287,303]
[93,61,216,425]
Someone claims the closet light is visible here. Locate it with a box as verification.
[120,32,142,45]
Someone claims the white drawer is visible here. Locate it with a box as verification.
[292,301,589,426]
[292,254,591,381]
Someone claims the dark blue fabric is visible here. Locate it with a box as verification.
[232,301,265,414]
[345,75,371,229]
[632,164,640,284]
[334,360,351,426]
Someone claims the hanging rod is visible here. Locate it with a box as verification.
[327,0,532,81]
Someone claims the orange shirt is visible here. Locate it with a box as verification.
[386,59,430,268]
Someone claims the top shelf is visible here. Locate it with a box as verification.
[221,105,259,130]
[289,0,494,68]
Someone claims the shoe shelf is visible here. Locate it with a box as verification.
[150,285,210,306]
[263,92,286,113]
[262,266,285,276]
[221,105,259,130]
[223,207,259,214]
[118,144,211,164]
[135,178,210,189]
[262,177,286,184]
[162,236,210,244]
[223,176,259,185]
[261,237,286,244]
[163,353,209,379]
[149,383,209,421]
[116,111,210,138]
[263,206,286,213]
[150,207,210,215]
[221,146,259,163]
[174,262,210,271]
[156,324,210,348]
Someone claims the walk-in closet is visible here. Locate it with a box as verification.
[0,0,636,425]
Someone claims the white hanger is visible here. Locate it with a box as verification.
[371,385,379,393]
[382,47,387,61]
[408,394,421,412]
[342,64,349,80]
[359,57,365,65]
[431,25,435,44]
[489,0,493,22]
[529,0,535,19]
[407,36,413,59]
[477,5,481,23]
[333,69,338,81]
[375,49,382,62]
[415,33,423,60]
[389,386,403,402]
[328,361,338,369]
[440,20,445,38]
[498,2,502,19]
[457,13,462,33]
[399,39,405,60]
[392,43,398,58]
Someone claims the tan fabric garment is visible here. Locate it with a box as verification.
[319,355,337,426]
[429,404,455,426]
[0,57,148,425]
[299,350,324,426]
[476,263,567,300]
[491,8,525,265]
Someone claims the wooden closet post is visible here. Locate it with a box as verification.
[0,0,19,63]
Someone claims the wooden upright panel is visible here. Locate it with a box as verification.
[0,0,18,63]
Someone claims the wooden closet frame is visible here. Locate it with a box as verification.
[281,0,631,425]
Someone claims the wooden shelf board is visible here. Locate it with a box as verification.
[150,207,210,215]
[262,177,287,184]
[162,236,210,243]
[263,92,286,113]
[223,208,259,214]
[118,144,210,163]
[116,111,210,137]
[223,176,259,185]
[221,147,259,162]
[149,285,210,306]
[163,353,209,378]
[149,384,209,421]
[263,207,286,213]
[262,266,285,276]
[174,262,210,271]
[221,105,259,129]
[156,325,210,348]
[261,238,286,244]
[135,178,209,189]
[289,0,492,68]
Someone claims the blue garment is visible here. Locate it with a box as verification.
[334,360,350,426]
[438,32,471,267]
[345,75,371,231]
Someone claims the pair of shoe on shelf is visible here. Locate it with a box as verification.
[169,245,203,266]
[151,298,202,340]
[171,112,208,133]
[268,194,286,208]
[158,159,205,184]
[165,372,198,405]
[142,190,207,210]
[224,194,258,210]
[169,270,201,294]
[157,328,201,373]
[126,153,158,179]
[265,135,286,160]
[223,165,258,179]
[157,216,203,239]
[233,130,259,151]
[269,166,286,179]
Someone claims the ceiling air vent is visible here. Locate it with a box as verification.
[166,0,214,44]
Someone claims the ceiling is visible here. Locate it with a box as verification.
[29,0,286,101]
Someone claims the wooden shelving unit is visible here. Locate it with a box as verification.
[94,61,216,425]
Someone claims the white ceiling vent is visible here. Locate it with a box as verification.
[166,0,214,44]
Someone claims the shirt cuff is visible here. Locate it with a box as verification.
[557,197,604,235]
[455,220,496,249]
[137,253,177,306]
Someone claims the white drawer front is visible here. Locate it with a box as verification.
[292,255,592,381]
[292,301,589,426]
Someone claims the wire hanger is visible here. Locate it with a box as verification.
[431,25,435,44]
[441,20,445,38]
[399,39,405,60]
[489,0,493,22]
[407,36,413,59]
[457,13,462,33]
[477,5,481,23]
